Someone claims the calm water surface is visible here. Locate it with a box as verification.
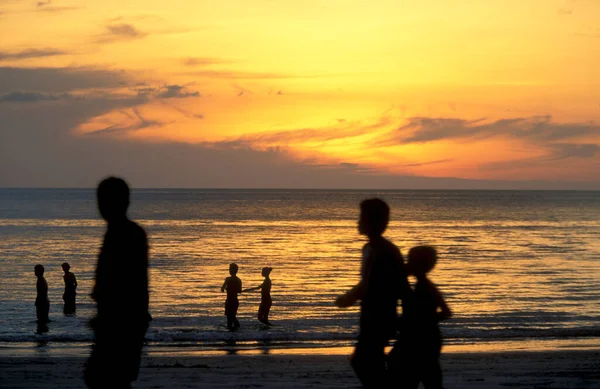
[0,189,599,352]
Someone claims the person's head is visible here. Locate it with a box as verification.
[97,177,130,223]
[261,267,273,277]
[358,198,390,237]
[407,246,437,278]
[34,264,45,277]
[229,263,238,276]
[61,262,70,272]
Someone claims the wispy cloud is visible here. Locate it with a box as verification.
[157,84,200,98]
[95,23,147,43]
[182,57,227,67]
[131,84,201,99]
[0,66,128,93]
[84,107,166,135]
[0,48,68,60]
[382,116,600,145]
[0,91,73,103]
[35,0,80,13]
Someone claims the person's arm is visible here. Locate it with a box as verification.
[435,287,452,321]
[221,278,228,293]
[335,244,371,308]
[243,282,264,293]
[72,273,78,289]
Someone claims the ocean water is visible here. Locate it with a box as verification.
[0,189,599,352]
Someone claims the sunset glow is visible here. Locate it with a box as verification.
[1,0,599,188]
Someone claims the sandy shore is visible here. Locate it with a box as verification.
[1,349,599,388]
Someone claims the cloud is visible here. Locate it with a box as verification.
[0,48,68,61]
[0,66,128,93]
[35,0,80,13]
[385,116,600,145]
[95,23,147,43]
[83,107,166,135]
[398,159,454,168]
[231,117,391,147]
[0,91,74,103]
[182,57,227,67]
[1,96,599,189]
[156,84,200,99]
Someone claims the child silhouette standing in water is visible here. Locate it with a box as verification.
[244,267,273,326]
[397,246,452,389]
[61,262,77,315]
[34,264,50,324]
[221,263,242,330]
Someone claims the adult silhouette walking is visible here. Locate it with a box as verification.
[84,177,150,389]
[335,198,412,388]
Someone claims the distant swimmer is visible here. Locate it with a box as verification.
[221,263,242,330]
[244,267,273,326]
[34,264,50,324]
[61,262,77,315]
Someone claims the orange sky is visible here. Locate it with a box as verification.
[0,0,599,187]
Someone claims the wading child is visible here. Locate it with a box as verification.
[221,263,243,330]
[61,262,78,314]
[244,267,273,326]
[34,264,50,323]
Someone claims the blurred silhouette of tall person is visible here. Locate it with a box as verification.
[335,198,412,388]
[84,177,150,389]
[61,262,77,314]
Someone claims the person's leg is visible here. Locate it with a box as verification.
[388,338,419,389]
[350,338,387,389]
[420,358,442,389]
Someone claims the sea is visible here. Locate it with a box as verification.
[0,189,599,355]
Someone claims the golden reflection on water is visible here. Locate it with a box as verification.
[1,215,599,343]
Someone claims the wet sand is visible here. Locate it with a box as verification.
[1,349,599,388]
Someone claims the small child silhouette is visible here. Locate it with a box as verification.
[402,246,452,389]
[61,262,77,315]
[221,263,243,330]
[244,267,273,326]
[34,264,50,324]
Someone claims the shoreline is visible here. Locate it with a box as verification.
[2,337,599,358]
[1,349,599,388]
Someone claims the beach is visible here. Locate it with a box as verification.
[2,349,599,388]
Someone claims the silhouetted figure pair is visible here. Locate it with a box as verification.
[84,177,150,389]
[244,267,273,326]
[336,199,412,388]
[389,246,452,389]
[34,264,50,325]
[62,262,77,315]
[222,263,242,330]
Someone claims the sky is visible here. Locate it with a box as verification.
[1,0,599,189]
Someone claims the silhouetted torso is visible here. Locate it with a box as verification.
[359,236,410,340]
[224,276,242,302]
[261,278,272,299]
[63,272,77,299]
[36,277,49,306]
[93,219,149,323]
